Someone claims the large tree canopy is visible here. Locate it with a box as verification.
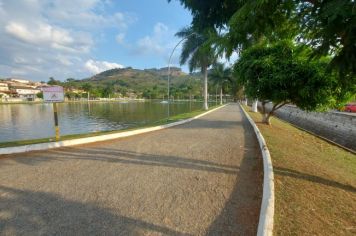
[176,26,217,110]
[234,40,350,124]
[176,26,216,73]
[210,62,232,104]
[171,0,356,80]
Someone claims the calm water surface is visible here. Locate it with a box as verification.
[0,101,207,142]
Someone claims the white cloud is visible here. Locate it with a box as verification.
[133,22,175,56]
[4,21,93,53]
[84,59,124,74]
[154,22,168,35]
[137,36,166,55]
[115,33,125,44]
[0,0,132,81]
[44,0,136,30]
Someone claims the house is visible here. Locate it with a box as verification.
[0,82,9,92]
[9,85,41,101]
[9,78,30,84]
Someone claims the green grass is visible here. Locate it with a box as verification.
[0,105,221,148]
[242,105,356,236]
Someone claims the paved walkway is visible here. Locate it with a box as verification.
[0,104,262,236]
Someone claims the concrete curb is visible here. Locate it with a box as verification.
[239,104,275,236]
[0,104,227,155]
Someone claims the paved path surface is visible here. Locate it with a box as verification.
[0,104,262,236]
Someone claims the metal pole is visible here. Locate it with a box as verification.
[167,33,196,120]
[53,102,60,141]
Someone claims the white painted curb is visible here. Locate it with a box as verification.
[239,103,274,236]
[0,104,227,155]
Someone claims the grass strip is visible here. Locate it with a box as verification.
[242,105,356,236]
[0,105,221,148]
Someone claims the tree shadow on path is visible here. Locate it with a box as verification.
[274,167,356,193]
[0,185,190,236]
[205,108,263,235]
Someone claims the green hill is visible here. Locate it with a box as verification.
[60,67,203,99]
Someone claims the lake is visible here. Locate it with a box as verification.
[0,101,209,142]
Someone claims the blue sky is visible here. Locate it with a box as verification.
[0,0,192,81]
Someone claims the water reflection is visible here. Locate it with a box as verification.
[0,101,204,142]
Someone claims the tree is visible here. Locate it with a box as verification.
[81,83,92,100]
[210,63,231,105]
[36,92,43,99]
[47,77,61,85]
[65,91,76,100]
[176,26,217,110]
[170,0,356,81]
[234,40,350,125]
[102,85,114,98]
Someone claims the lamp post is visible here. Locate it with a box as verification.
[167,33,196,119]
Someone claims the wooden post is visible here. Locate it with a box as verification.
[53,103,60,140]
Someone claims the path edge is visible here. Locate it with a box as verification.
[239,103,275,236]
[0,104,227,155]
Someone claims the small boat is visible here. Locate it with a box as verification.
[160,101,169,104]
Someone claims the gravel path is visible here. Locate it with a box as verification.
[0,104,262,236]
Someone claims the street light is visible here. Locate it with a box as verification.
[167,32,197,119]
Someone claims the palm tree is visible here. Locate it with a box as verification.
[210,62,231,105]
[176,26,216,110]
[81,83,92,101]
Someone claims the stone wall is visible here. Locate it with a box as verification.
[272,105,356,151]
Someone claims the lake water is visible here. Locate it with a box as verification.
[0,101,208,142]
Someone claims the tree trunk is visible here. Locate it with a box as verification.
[215,86,217,104]
[252,99,258,112]
[261,102,287,125]
[243,99,247,106]
[203,66,208,110]
[262,113,272,125]
[220,86,223,105]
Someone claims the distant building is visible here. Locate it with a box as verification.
[0,82,9,92]
[9,78,30,84]
[9,85,41,101]
[0,78,47,101]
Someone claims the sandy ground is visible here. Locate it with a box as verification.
[0,104,262,235]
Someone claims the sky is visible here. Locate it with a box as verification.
[0,0,194,81]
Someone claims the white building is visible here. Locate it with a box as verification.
[11,85,41,101]
[10,78,30,84]
[0,82,9,91]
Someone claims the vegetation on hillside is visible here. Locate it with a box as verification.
[46,66,234,101]
[46,67,197,100]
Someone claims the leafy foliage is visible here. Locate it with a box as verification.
[234,40,351,123]
[176,26,218,109]
[210,63,231,87]
[47,77,61,85]
[176,26,217,72]
[171,0,356,79]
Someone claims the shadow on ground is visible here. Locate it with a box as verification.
[274,167,356,193]
[2,146,240,175]
[205,109,263,235]
[0,105,263,235]
[171,120,243,130]
[0,186,189,236]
